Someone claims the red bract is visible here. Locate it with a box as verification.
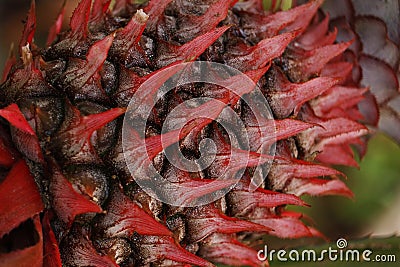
[46,2,65,46]
[49,162,102,226]
[95,185,172,238]
[0,160,43,238]
[69,0,91,39]
[0,216,43,267]
[42,212,62,267]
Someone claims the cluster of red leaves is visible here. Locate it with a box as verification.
[0,0,397,266]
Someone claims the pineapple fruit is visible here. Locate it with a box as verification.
[1,0,393,266]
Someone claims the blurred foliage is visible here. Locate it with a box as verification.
[297,133,400,239]
[263,0,293,11]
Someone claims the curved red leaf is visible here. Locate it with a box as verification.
[0,103,35,135]
[0,160,43,238]
[19,1,36,54]
[69,0,91,39]
[50,163,102,226]
[42,212,62,267]
[0,216,43,267]
[46,2,65,46]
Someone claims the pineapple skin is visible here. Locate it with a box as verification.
[0,0,371,266]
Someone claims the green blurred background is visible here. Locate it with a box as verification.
[0,0,399,263]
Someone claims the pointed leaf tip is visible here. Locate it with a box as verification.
[19,0,36,54]
[42,212,62,267]
[0,215,43,267]
[46,2,66,46]
[0,160,43,238]
[86,33,115,73]
[143,236,214,267]
[300,41,353,77]
[70,0,92,39]
[0,104,35,135]
[90,0,111,25]
[98,186,172,238]
[288,178,354,198]
[50,164,102,226]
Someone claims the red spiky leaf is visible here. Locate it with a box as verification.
[272,156,343,181]
[19,1,36,53]
[140,236,214,267]
[294,41,352,78]
[114,62,187,106]
[69,0,91,39]
[0,130,16,168]
[161,164,238,206]
[112,9,148,55]
[316,144,359,167]
[287,177,354,198]
[66,33,115,89]
[297,14,330,47]
[186,205,272,243]
[228,188,309,217]
[0,104,44,162]
[173,0,237,42]
[199,234,267,267]
[321,62,353,83]
[311,85,368,118]
[269,68,339,117]
[96,186,172,238]
[300,117,369,153]
[46,2,65,46]
[157,26,229,67]
[0,103,35,135]
[240,0,321,39]
[0,216,43,267]
[248,118,316,150]
[143,0,174,32]
[49,163,102,226]
[42,212,62,267]
[204,128,274,179]
[90,0,111,25]
[297,17,337,50]
[0,160,43,238]
[124,97,228,169]
[226,31,297,71]
[252,215,315,239]
[167,179,238,207]
[11,127,44,163]
[61,226,118,267]
[53,105,124,163]
[210,65,270,106]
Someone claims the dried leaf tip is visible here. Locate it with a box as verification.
[135,9,149,24]
[21,43,33,66]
